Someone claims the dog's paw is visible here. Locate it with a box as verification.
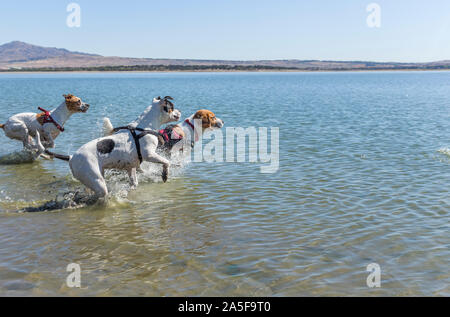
[162,166,168,183]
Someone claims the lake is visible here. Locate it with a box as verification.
[0,71,448,296]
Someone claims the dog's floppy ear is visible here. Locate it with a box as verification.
[207,112,215,127]
[162,96,174,109]
[163,99,174,112]
[194,110,212,128]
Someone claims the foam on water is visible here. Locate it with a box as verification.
[437,147,450,157]
[0,190,12,203]
[16,186,136,213]
[14,154,188,213]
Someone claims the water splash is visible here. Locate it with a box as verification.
[18,190,97,213]
[0,150,39,165]
[437,147,450,157]
[15,156,188,213]
[0,190,12,203]
[140,152,188,183]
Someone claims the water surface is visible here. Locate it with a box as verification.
[0,71,448,296]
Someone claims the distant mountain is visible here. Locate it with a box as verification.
[0,41,99,64]
[1,41,450,71]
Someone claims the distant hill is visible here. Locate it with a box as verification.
[1,41,450,71]
[0,41,99,64]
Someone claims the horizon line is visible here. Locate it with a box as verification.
[2,41,449,65]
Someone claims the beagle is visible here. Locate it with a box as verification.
[0,94,90,158]
[46,96,181,199]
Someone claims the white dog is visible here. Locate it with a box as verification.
[46,96,181,199]
[0,94,90,158]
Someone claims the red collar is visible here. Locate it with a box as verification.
[185,119,195,130]
[185,119,199,142]
[38,107,65,132]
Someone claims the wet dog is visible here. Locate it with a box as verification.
[0,94,90,159]
[156,109,224,158]
[46,96,181,199]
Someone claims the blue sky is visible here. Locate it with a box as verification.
[1,0,450,62]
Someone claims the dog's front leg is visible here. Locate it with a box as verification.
[31,131,46,160]
[128,168,138,189]
[22,134,34,151]
[21,131,45,160]
[38,131,57,159]
[144,152,171,183]
[136,166,144,173]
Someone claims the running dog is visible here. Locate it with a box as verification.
[0,94,90,158]
[156,109,224,158]
[46,96,181,199]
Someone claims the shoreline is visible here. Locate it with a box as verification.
[2,68,450,74]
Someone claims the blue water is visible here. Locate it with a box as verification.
[0,71,448,296]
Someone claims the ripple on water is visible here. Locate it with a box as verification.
[0,72,450,296]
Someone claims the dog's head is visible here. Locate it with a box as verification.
[193,109,224,131]
[155,96,181,124]
[63,94,90,113]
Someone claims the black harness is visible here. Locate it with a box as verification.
[112,125,191,164]
[112,126,158,164]
[111,96,178,164]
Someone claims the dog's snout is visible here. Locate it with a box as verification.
[215,118,224,128]
[173,110,181,120]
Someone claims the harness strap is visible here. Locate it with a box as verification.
[112,126,152,133]
[185,119,199,142]
[38,107,65,132]
[185,119,195,131]
[129,129,143,164]
[112,126,158,164]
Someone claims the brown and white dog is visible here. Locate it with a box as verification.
[0,94,90,159]
[157,109,224,157]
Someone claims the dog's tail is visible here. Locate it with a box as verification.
[0,124,4,130]
[103,117,114,136]
[45,150,71,162]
